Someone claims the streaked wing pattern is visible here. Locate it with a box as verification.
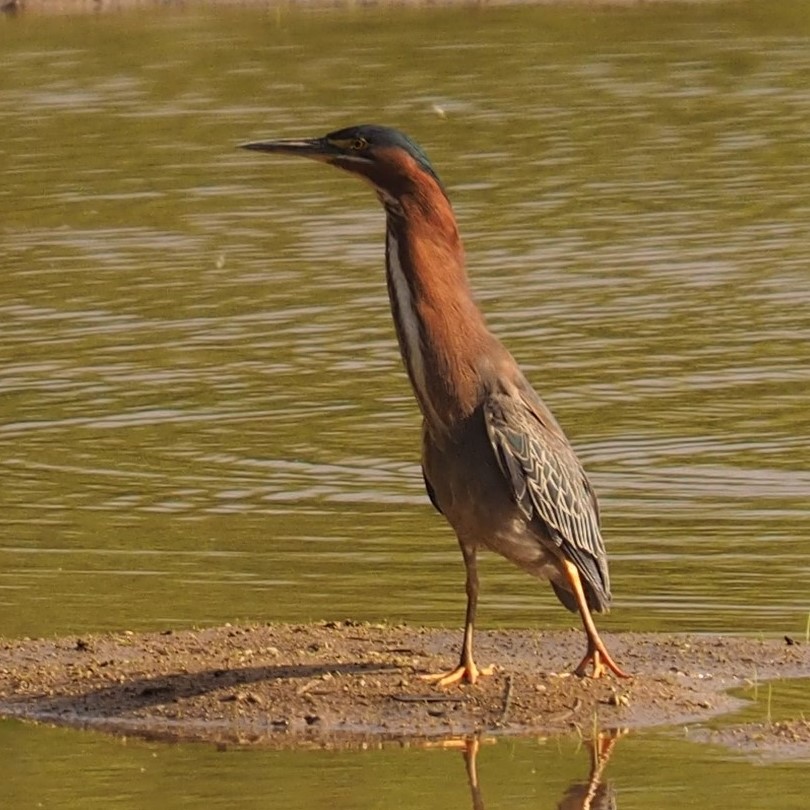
[483,391,611,606]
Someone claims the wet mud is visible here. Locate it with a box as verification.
[1,621,808,757]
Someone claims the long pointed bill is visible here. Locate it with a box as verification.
[239,137,338,162]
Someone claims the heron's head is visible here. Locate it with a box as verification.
[240,124,445,203]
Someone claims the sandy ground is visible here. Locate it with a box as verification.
[1,621,808,757]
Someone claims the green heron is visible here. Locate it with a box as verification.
[241,125,628,683]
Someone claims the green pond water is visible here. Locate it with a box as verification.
[1,1,809,805]
[3,715,810,809]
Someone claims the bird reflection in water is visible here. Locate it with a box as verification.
[457,730,625,810]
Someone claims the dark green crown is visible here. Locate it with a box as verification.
[326,124,443,187]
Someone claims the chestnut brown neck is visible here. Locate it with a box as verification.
[382,180,500,432]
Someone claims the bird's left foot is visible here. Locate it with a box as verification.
[420,660,495,687]
[574,646,630,679]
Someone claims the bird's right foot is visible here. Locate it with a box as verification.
[574,644,630,679]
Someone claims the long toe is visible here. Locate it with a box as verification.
[574,646,629,679]
[420,662,494,687]
[574,649,602,678]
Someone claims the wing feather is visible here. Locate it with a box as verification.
[483,390,611,607]
[422,466,443,515]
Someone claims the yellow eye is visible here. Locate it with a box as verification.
[350,137,368,151]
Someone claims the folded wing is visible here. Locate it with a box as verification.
[483,389,611,610]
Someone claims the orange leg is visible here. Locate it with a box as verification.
[561,559,629,679]
[561,728,626,809]
[463,736,485,810]
[422,545,494,686]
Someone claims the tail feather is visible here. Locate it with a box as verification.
[551,579,609,614]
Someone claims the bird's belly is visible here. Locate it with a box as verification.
[424,428,560,581]
[468,506,560,582]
